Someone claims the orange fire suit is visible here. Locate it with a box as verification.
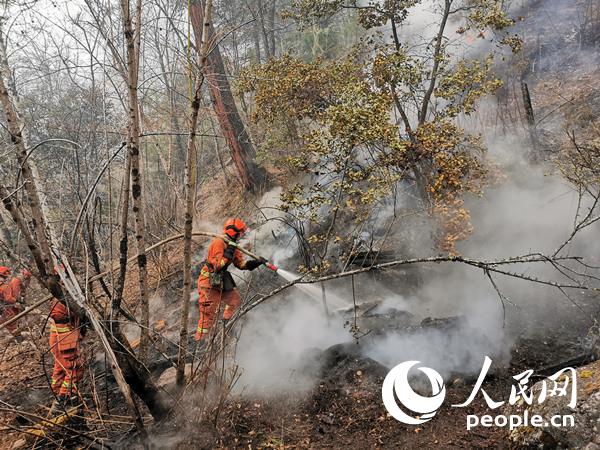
[195,238,250,341]
[49,299,84,397]
[0,276,25,334]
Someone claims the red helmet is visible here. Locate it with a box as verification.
[0,266,10,278]
[223,218,247,240]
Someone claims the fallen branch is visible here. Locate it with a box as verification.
[0,295,52,332]
[3,241,595,333]
[236,253,599,319]
[0,401,107,449]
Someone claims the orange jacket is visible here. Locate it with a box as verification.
[197,238,248,289]
[0,277,24,304]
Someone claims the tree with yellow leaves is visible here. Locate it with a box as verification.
[239,0,520,264]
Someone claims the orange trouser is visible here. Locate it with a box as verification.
[195,287,241,341]
[49,322,83,397]
[0,304,22,334]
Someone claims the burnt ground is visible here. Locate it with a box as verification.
[1,283,598,449]
[218,347,510,449]
[150,346,511,449]
[150,292,600,450]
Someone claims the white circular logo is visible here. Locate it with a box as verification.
[382,361,446,425]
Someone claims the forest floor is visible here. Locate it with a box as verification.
[151,342,592,449]
[152,293,599,449]
[0,279,598,449]
[1,228,599,450]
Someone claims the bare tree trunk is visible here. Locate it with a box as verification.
[521,81,540,161]
[114,150,132,316]
[0,212,13,252]
[190,0,265,192]
[253,19,262,63]
[120,0,150,363]
[418,0,451,125]
[108,157,171,419]
[267,0,276,57]
[177,0,212,387]
[257,0,273,59]
[0,185,47,275]
[0,25,53,275]
[155,30,186,176]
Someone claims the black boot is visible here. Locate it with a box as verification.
[49,395,68,417]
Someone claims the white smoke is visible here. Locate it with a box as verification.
[244,186,298,266]
[233,290,348,393]
[228,131,600,395]
[227,0,600,394]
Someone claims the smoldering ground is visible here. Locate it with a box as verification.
[151,106,598,403]
[224,124,600,396]
[140,139,599,400]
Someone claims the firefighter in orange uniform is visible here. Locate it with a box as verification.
[47,273,85,403]
[0,266,31,336]
[195,218,264,341]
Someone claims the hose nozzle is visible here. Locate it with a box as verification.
[265,263,278,272]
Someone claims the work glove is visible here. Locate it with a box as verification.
[223,245,236,261]
[245,258,265,271]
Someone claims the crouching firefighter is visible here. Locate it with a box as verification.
[195,218,264,341]
[47,272,86,408]
[0,265,31,337]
